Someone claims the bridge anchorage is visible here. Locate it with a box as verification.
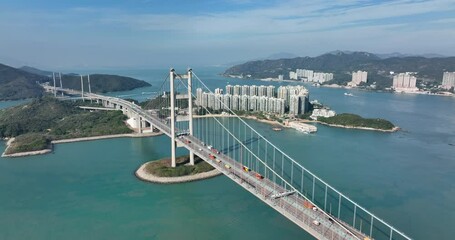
[45,68,412,240]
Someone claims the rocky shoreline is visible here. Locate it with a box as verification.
[1,138,53,158]
[315,121,399,132]
[135,161,222,184]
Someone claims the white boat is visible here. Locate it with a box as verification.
[344,92,354,96]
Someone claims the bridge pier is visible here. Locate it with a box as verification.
[135,115,143,133]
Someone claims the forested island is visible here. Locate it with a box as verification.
[0,63,151,100]
[0,97,133,155]
[317,113,398,132]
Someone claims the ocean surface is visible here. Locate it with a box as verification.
[1,67,454,239]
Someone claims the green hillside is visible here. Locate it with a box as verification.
[224,52,455,89]
[0,63,151,100]
[0,63,49,100]
[59,74,150,93]
[0,97,133,154]
[318,113,395,130]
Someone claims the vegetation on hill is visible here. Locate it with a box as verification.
[0,63,49,100]
[5,133,50,154]
[224,51,455,89]
[140,92,189,110]
[0,63,151,100]
[318,113,395,130]
[58,74,150,93]
[0,97,133,153]
[144,155,214,177]
[19,66,53,77]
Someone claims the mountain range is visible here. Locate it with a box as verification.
[0,63,151,101]
[224,51,455,89]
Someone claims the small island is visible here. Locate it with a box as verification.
[317,113,398,132]
[135,155,221,184]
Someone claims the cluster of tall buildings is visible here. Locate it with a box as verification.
[348,70,368,87]
[196,85,310,116]
[289,69,334,83]
[392,72,418,91]
[442,72,455,90]
[225,84,276,98]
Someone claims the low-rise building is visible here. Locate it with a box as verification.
[310,109,336,120]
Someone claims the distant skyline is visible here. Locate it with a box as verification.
[0,0,454,70]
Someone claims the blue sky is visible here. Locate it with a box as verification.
[0,0,454,69]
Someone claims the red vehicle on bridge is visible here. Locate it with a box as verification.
[255,173,264,180]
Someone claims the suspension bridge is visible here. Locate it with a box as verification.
[43,69,412,240]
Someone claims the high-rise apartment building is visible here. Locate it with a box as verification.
[201,92,208,108]
[223,94,231,110]
[232,95,240,110]
[442,72,455,89]
[313,72,333,83]
[195,84,309,116]
[259,96,268,112]
[196,88,203,106]
[277,86,289,105]
[225,85,233,95]
[266,85,275,98]
[214,88,223,94]
[241,85,249,96]
[233,85,241,95]
[249,96,258,111]
[289,94,309,116]
[241,95,249,111]
[393,73,418,91]
[289,95,299,115]
[289,71,297,80]
[258,85,267,97]
[207,93,216,109]
[249,85,258,96]
[349,71,368,86]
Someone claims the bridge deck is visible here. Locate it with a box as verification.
[47,86,373,240]
[181,134,362,240]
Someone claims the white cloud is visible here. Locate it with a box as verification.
[0,0,454,68]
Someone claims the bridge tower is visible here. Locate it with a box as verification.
[170,69,177,167]
[80,74,85,101]
[88,74,92,103]
[187,68,195,165]
[59,72,64,96]
[169,68,195,167]
[52,72,57,97]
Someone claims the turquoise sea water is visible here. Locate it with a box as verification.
[1,67,454,239]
